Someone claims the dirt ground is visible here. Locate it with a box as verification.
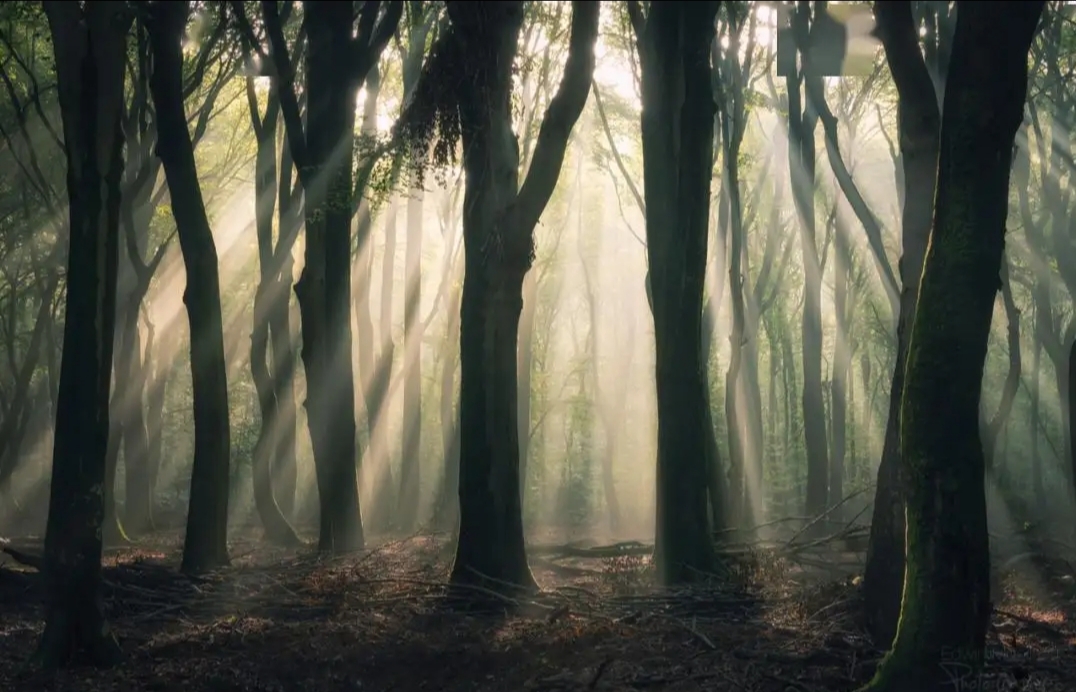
[1,530,1074,692]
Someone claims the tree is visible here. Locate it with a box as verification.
[242,0,403,552]
[858,3,1044,689]
[628,0,721,583]
[35,0,131,669]
[145,1,232,574]
[714,2,761,530]
[246,72,302,546]
[862,0,941,646]
[785,1,829,526]
[114,11,231,538]
[399,0,599,594]
[398,0,436,532]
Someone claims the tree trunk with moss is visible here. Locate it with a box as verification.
[635,1,721,584]
[36,0,130,669]
[400,0,598,594]
[858,3,1043,690]
[146,1,232,574]
[863,0,941,647]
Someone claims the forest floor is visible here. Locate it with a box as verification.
[1,529,1075,692]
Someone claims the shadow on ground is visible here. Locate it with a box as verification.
[1,532,1073,691]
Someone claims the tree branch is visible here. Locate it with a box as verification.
[515,0,600,230]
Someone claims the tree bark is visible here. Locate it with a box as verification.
[35,0,130,669]
[858,3,1043,688]
[397,0,598,594]
[863,0,941,647]
[297,2,365,552]
[146,1,232,574]
[247,81,301,546]
[787,2,829,525]
[272,137,301,518]
[1030,303,1045,509]
[636,0,722,583]
[253,0,402,550]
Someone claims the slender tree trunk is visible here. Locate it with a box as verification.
[248,84,300,546]
[787,5,828,523]
[398,0,434,531]
[146,1,231,573]
[373,205,399,529]
[144,324,167,520]
[35,0,130,668]
[1030,303,1045,510]
[723,121,748,525]
[272,140,301,519]
[830,211,850,520]
[863,0,941,647]
[432,282,462,531]
[781,330,798,476]
[118,290,153,534]
[982,255,1021,468]
[400,185,423,530]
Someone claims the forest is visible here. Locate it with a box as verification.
[0,1,1073,690]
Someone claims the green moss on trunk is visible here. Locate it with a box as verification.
[859,3,1044,690]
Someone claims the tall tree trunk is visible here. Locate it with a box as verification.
[272,138,301,519]
[0,278,57,494]
[830,210,850,520]
[398,0,598,593]
[715,11,764,531]
[517,271,538,506]
[398,7,431,529]
[117,290,153,534]
[349,63,390,533]
[35,0,130,668]
[863,0,941,647]
[432,280,463,531]
[255,0,401,550]
[578,157,621,533]
[982,255,1021,468]
[103,388,128,544]
[115,153,163,538]
[296,2,366,552]
[1030,303,1045,510]
[636,1,722,583]
[723,132,748,528]
[146,1,231,573]
[781,329,798,481]
[787,3,828,523]
[400,185,423,530]
[374,205,399,530]
[248,82,300,545]
[144,320,167,521]
[859,3,1043,688]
